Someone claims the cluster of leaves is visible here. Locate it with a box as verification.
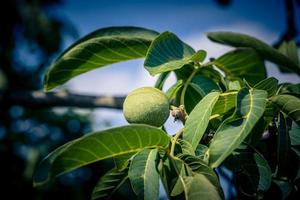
[33,27,300,199]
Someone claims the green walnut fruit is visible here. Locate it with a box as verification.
[123,87,170,127]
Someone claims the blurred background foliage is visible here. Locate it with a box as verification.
[0,0,112,199]
[0,0,299,199]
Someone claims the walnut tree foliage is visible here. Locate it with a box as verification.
[33,27,300,199]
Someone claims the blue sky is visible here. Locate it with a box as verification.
[60,0,287,35]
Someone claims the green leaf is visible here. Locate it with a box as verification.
[190,50,207,63]
[207,31,300,75]
[169,154,195,197]
[184,75,221,113]
[227,79,242,90]
[166,80,184,102]
[178,139,195,156]
[157,156,180,199]
[290,122,300,146]
[213,48,266,85]
[207,88,268,168]
[92,167,128,200]
[195,144,208,160]
[169,157,222,200]
[44,26,159,91]
[163,157,189,198]
[289,122,300,160]
[271,94,300,125]
[159,154,222,200]
[144,32,195,76]
[276,113,292,178]
[273,180,293,199]
[174,64,194,80]
[182,86,201,114]
[183,92,220,150]
[154,71,170,90]
[278,40,299,67]
[198,67,227,90]
[252,153,272,192]
[226,147,272,196]
[114,153,134,171]
[254,77,279,97]
[244,117,268,146]
[183,173,222,200]
[189,75,221,97]
[211,91,237,118]
[128,149,159,200]
[177,154,221,191]
[289,122,300,181]
[280,83,300,97]
[34,125,170,185]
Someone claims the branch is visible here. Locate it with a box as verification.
[273,0,298,47]
[0,90,125,109]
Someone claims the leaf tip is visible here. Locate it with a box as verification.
[43,72,52,92]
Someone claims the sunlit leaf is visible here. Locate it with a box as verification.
[227,79,242,90]
[207,88,267,168]
[211,91,237,118]
[190,50,207,63]
[44,26,159,91]
[34,125,170,185]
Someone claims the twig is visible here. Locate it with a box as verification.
[274,0,298,47]
[180,68,198,105]
[0,90,125,109]
[170,128,184,157]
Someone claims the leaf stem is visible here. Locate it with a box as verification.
[170,128,184,157]
[201,61,213,68]
[180,68,198,106]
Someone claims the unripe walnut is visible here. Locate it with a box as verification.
[123,87,170,127]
